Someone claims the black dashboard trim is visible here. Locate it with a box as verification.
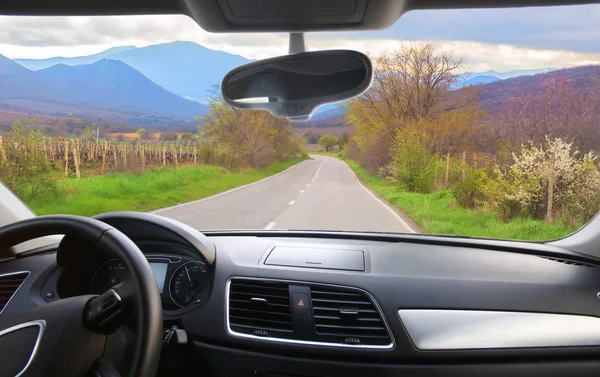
[203,230,600,265]
[225,276,395,350]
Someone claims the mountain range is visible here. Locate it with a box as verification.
[15,41,251,103]
[0,53,207,122]
[2,41,593,130]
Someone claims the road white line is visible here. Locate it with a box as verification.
[289,200,295,205]
[312,160,324,180]
[299,190,304,194]
[264,222,276,230]
[342,161,417,233]
[151,160,311,214]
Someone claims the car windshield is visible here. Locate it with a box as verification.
[1,4,600,242]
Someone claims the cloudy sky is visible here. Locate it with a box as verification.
[1,3,600,72]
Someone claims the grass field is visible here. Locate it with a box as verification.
[31,159,306,217]
[344,160,573,241]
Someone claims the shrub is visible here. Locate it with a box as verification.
[390,127,436,193]
[0,129,63,205]
[451,166,488,208]
[483,138,600,226]
[318,134,338,152]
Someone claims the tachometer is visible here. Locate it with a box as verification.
[91,259,127,293]
[168,261,209,307]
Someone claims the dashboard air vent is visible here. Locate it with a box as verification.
[0,272,29,314]
[229,279,293,336]
[310,286,391,346]
[539,256,595,267]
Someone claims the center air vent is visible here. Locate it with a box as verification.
[311,286,391,346]
[227,278,393,349]
[0,272,29,314]
[228,279,293,337]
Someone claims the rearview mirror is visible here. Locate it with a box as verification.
[221,50,372,121]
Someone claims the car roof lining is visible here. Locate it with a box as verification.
[0,0,598,32]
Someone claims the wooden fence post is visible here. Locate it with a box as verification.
[101,141,108,174]
[546,152,555,222]
[461,151,467,179]
[64,139,69,177]
[0,135,5,162]
[113,145,118,171]
[72,139,81,179]
[445,152,450,186]
[122,144,127,169]
[193,146,197,165]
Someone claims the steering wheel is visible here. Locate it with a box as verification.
[0,215,162,377]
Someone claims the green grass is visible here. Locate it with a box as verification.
[344,159,573,241]
[31,159,306,217]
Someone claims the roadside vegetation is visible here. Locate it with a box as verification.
[0,95,307,216]
[344,160,571,241]
[31,159,305,216]
[334,43,600,240]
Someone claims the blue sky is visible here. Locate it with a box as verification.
[1,3,599,72]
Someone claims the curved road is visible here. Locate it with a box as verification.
[153,155,415,233]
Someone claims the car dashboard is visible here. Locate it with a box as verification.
[2,212,600,377]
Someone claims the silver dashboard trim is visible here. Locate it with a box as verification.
[398,309,600,350]
[226,276,395,350]
[0,319,46,377]
[0,270,31,316]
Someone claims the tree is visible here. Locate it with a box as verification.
[391,125,436,193]
[136,128,149,140]
[199,95,302,169]
[339,132,350,151]
[318,134,338,152]
[345,43,475,172]
[180,132,195,140]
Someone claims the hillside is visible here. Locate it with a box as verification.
[38,59,208,118]
[0,54,207,122]
[476,65,600,115]
[16,41,251,103]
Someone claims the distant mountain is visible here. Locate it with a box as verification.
[454,75,501,89]
[461,68,556,81]
[15,46,137,71]
[0,54,207,121]
[39,59,208,118]
[476,65,600,115]
[16,41,251,103]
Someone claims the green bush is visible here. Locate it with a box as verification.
[390,128,435,193]
[451,166,488,208]
[0,129,63,205]
[481,138,600,226]
[318,134,339,152]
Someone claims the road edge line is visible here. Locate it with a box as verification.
[341,160,419,234]
[151,159,311,214]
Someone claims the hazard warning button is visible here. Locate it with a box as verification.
[293,293,309,311]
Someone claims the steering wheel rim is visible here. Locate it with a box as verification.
[0,215,162,377]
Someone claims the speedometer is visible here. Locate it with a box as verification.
[168,261,209,307]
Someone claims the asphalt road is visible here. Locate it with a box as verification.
[153,155,415,233]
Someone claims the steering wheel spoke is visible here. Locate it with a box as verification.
[84,288,128,335]
[0,215,162,377]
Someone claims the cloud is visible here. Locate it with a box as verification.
[1,3,600,72]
